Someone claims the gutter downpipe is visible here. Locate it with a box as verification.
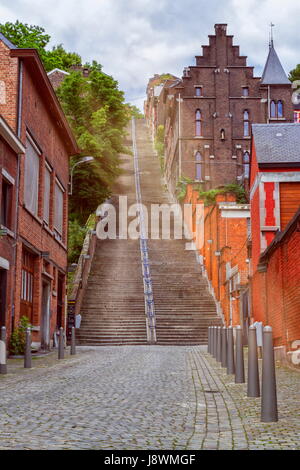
[11,59,23,333]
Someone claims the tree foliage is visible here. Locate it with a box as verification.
[57,63,129,223]
[289,64,300,82]
[0,21,81,71]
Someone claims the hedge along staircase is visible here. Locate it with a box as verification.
[77,119,222,346]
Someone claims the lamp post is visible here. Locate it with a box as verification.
[69,156,94,195]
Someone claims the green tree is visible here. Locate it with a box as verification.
[289,64,300,82]
[0,21,81,71]
[57,66,129,222]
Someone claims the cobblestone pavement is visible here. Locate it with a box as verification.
[0,346,299,450]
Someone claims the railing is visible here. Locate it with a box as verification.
[131,118,157,343]
[69,214,98,318]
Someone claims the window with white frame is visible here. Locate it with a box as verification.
[54,179,64,239]
[24,136,40,216]
[43,163,52,225]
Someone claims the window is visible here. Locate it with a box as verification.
[0,178,12,229]
[21,249,35,322]
[270,100,284,119]
[54,180,64,239]
[277,100,283,118]
[24,137,40,216]
[195,151,202,180]
[243,152,250,179]
[43,164,52,225]
[242,87,249,97]
[195,109,202,136]
[243,110,250,137]
[195,87,202,97]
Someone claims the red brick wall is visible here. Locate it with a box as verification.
[252,227,300,349]
[0,136,18,337]
[0,41,18,131]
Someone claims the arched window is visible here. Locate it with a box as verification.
[277,100,283,118]
[195,109,202,136]
[243,151,250,179]
[243,110,250,137]
[270,100,277,118]
[195,151,202,180]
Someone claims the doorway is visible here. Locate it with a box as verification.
[0,268,7,327]
[41,280,51,350]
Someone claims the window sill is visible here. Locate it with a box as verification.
[0,224,15,239]
[23,205,43,225]
[194,136,204,139]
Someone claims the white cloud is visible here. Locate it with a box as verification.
[0,0,299,110]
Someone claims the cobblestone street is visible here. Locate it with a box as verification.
[0,346,299,450]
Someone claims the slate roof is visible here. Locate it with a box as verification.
[261,44,291,85]
[252,123,300,165]
[0,32,17,49]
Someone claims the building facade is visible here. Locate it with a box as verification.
[146,24,294,196]
[250,123,300,351]
[0,33,79,349]
[0,116,25,338]
[184,184,250,330]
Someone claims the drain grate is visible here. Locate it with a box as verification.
[204,390,220,394]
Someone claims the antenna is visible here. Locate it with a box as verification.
[269,22,275,48]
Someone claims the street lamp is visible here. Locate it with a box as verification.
[69,156,94,195]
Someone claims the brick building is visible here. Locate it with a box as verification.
[145,24,294,196]
[47,64,91,91]
[184,184,250,329]
[250,123,300,353]
[0,116,25,336]
[0,33,79,349]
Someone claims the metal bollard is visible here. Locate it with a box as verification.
[235,326,245,383]
[58,327,65,360]
[247,325,260,397]
[24,327,32,369]
[216,326,222,362]
[212,326,217,358]
[209,327,212,354]
[227,326,235,375]
[0,326,7,374]
[221,327,227,368]
[261,326,278,422]
[71,326,76,355]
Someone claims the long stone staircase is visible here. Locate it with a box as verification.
[77,119,222,346]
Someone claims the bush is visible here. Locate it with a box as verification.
[10,316,32,355]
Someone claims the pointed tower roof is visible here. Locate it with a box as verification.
[261,43,290,85]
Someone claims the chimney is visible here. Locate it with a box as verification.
[215,24,227,36]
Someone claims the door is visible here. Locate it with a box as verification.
[41,280,51,350]
[20,250,35,322]
[0,268,7,327]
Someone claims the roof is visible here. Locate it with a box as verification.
[0,32,17,50]
[252,123,300,166]
[47,68,70,76]
[261,44,291,85]
[0,30,79,155]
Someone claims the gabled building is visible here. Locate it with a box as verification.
[146,24,294,196]
[250,123,300,347]
[0,33,79,349]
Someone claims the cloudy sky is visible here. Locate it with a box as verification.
[0,0,299,110]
